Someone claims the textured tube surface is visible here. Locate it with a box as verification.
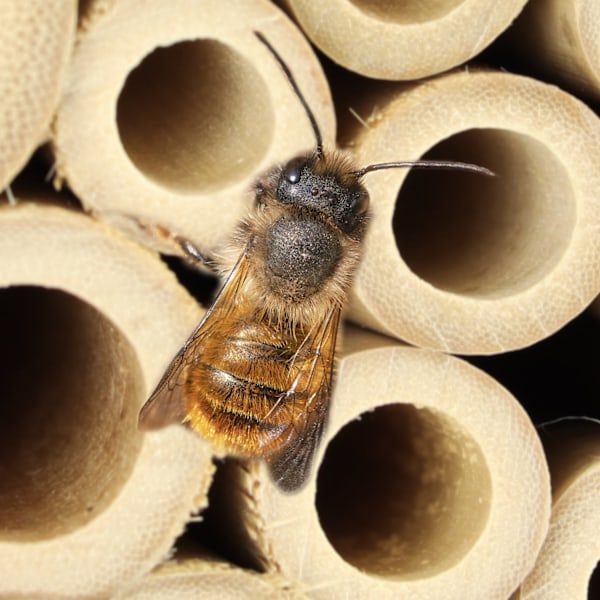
[202,327,551,599]
[516,419,600,600]
[52,0,335,254]
[345,70,600,354]
[503,0,600,102]
[117,558,306,599]
[0,199,212,598]
[0,0,76,189]
[284,0,527,79]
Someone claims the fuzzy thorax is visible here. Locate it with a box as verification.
[214,150,369,329]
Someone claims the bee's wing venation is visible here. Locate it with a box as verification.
[267,305,341,491]
[267,385,328,491]
[138,247,252,431]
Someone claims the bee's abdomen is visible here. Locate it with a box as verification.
[185,329,304,454]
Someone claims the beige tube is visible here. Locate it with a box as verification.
[344,70,600,354]
[117,558,306,599]
[0,0,76,190]
[283,0,527,80]
[0,199,213,599]
[502,0,600,102]
[52,0,335,254]
[515,418,600,600]
[200,327,551,599]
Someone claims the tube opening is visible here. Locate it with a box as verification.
[0,286,144,541]
[394,129,576,299]
[316,404,491,579]
[117,39,274,194]
[590,561,600,599]
[350,0,465,24]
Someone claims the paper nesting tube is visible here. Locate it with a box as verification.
[0,0,76,190]
[117,558,306,599]
[501,0,600,103]
[342,70,600,354]
[515,418,600,600]
[51,0,335,254]
[197,327,551,599]
[282,0,527,80]
[0,197,213,599]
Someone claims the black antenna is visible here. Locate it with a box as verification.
[255,31,324,157]
[352,160,495,178]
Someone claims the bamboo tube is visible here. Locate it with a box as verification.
[199,327,551,599]
[0,0,76,190]
[0,198,213,599]
[283,0,527,80]
[501,0,600,103]
[52,0,335,255]
[117,557,306,599]
[515,418,600,600]
[343,70,600,354]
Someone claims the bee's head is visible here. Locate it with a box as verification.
[253,31,493,237]
[273,153,370,236]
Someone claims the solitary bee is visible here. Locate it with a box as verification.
[138,32,491,491]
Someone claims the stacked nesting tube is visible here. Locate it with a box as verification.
[1,0,599,597]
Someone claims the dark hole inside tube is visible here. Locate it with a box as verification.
[316,403,491,579]
[0,286,143,541]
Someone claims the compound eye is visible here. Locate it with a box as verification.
[282,158,306,185]
[350,189,369,217]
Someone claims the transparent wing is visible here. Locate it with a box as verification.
[265,305,341,491]
[138,248,252,430]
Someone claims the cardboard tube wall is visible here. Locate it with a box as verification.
[283,0,527,80]
[502,0,600,102]
[200,327,551,599]
[0,199,213,599]
[52,0,335,255]
[515,419,600,600]
[0,0,76,190]
[344,70,600,354]
[117,558,305,599]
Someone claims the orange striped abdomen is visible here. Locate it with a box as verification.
[183,316,313,456]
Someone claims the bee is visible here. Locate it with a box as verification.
[138,32,492,491]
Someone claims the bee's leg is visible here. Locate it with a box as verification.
[94,210,218,272]
[152,226,217,272]
[173,235,216,271]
